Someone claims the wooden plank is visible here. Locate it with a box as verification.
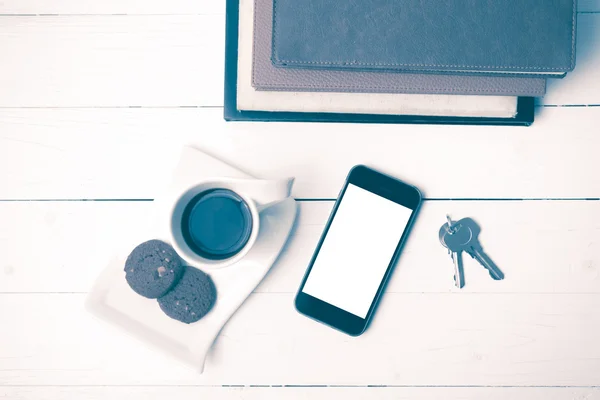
[1,387,599,400]
[0,15,598,107]
[0,16,224,107]
[1,107,600,200]
[1,200,600,294]
[1,292,600,385]
[0,0,596,14]
[0,1,224,14]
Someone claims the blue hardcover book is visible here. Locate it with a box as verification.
[272,0,576,77]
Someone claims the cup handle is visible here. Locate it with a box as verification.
[256,198,290,213]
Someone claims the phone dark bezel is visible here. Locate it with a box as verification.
[295,165,422,336]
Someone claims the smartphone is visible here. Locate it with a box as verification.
[295,165,422,336]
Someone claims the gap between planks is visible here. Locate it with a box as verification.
[3,198,600,202]
[1,386,600,400]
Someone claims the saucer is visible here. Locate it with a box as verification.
[86,147,297,372]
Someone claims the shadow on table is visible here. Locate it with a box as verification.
[536,12,600,117]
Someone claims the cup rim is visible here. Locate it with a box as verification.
[168,182,260,270]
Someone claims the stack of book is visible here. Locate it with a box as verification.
[224,0,577,126]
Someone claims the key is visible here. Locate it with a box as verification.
[459,218,505,281]
[438,216,468,288]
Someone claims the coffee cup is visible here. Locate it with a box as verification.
[168,177,294,269]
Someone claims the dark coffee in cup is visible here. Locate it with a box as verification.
[181,189,253,260]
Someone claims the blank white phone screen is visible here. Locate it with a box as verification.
[302,184,413,319]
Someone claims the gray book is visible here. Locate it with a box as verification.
[272,0,576,77]
[252,0,545,96]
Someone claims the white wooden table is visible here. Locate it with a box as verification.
[1,1,600,399]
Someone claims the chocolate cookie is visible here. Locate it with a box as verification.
[124,240,184,299]
[157,266,217,324]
